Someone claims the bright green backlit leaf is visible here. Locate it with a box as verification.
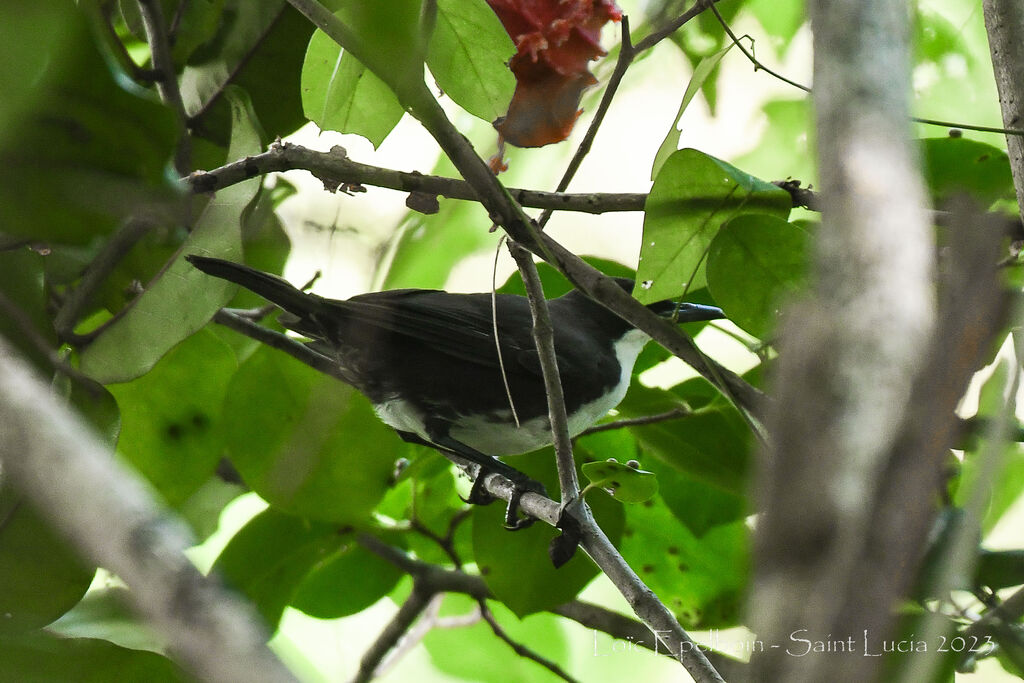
[620,494,748,629]
[301,29,404,147]
[212,508,340,629]
[80,88,260,383]
[582,460,658,504]
[921,137,1014,207]
[638,148,790,304]
[428,0,515,122]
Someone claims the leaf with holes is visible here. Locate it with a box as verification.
[582,460,658,503]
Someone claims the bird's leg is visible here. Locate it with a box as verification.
[425,433,547,530]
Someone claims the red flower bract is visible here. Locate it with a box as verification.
[487,0,621,148]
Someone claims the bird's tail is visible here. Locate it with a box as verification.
[186,255,321,316]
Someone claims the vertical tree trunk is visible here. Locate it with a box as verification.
[748,0,936,679]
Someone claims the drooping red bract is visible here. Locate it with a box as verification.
[487,0,621,148]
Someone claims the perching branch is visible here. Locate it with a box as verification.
[0,337,296,683]
[185,140,648,214]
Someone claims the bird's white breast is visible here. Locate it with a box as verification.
[374,328,651,456]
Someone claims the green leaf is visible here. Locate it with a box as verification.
[0,9,180,245]
[0,250,54,372]
[615,381,753,497]
[49,587,164,653]
[107,330,237,505]
[0,2,76,147]
[0,496,94,634]
[706,214,810,338]
[212,508,340,629]
[620,495,748,629]
[921,137,1014,207]
[427,0,515,122]
[301,29,405,147]
[424,595,568,681]
[652,43,734,180]
[222,346,399,523]
[637,148,791,304]
[79,88,261,383]
[975,549,1024,591]
[472,449,624,617]
[331,0,426,97]
[291,540,404,618]
[182,2,313,144]
[0,632,187,683]
[745,0,806,51]
[582,460,658,503]
[955,358,1024,536]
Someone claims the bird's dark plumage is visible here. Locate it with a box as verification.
[187,254,724,461]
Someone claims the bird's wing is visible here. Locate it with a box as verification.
[306,290,541,372]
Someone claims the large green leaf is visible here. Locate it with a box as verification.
[0,632,186,682]
[706,214,810,339]
[617,381,752,496]
[0,2,76,147]
[211,508,340,629]
[0,495,94,635]
[182,2,313,143]
[291,540,404,619]
[107,330,237,504]
[619,495,748,629]
[301,28,405,147]
[472,449,624,617]
[427,0,515,122]
[0,634,184,683]
[0,9,180,245]
[637,148,791,305]
[221,346,399,523]
[79,88,261,383]
[921,137,1014,207]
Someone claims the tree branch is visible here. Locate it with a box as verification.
[136,0,191,174]
[984,0,1024,208]
[185,140,648,214]
[0,337,296,683]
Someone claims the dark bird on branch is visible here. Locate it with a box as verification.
[187,255,724,528]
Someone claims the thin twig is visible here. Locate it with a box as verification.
[708,1,1024,137]
[537,15,636,230]
[477,599,579,683]
[54,220,153,343]
[136,0,191,173]
[352,582,435,683]
[0,293,97,391]
[211,308,349,381]
[508,242,580,504]
[578,408,690,437]
[359,534,742,675]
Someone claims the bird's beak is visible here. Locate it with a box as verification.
[649,299,726,323]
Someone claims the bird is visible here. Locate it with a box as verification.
[186,255,725,527]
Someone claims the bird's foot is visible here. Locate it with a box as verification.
[464,468,547,531]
